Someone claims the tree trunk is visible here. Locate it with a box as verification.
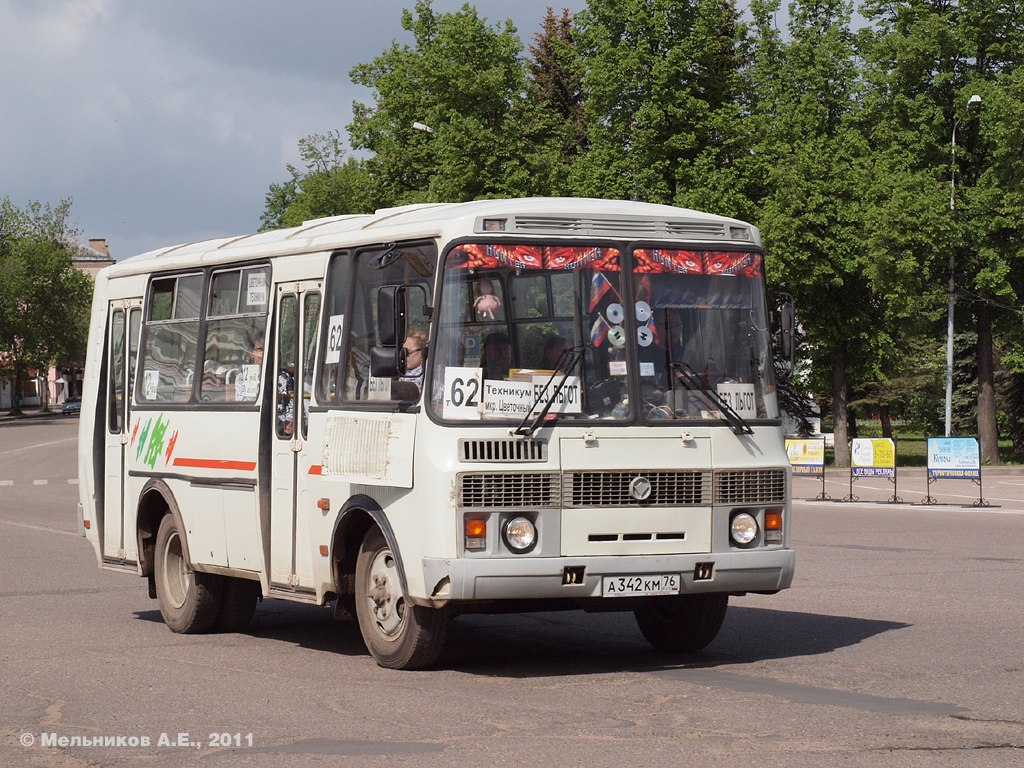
[976,301,999,464]
[832,344,850,467]
[879,404,893,438]
[9,358,23,416]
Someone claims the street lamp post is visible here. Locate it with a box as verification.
[945,93,981,437]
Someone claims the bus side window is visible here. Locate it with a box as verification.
[202,266,270,404]
[341,242,436,403]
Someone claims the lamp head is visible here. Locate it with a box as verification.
[967,94,982,107]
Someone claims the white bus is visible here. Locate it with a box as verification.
[78,197,795,669]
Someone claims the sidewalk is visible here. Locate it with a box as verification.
[0,406,66,423]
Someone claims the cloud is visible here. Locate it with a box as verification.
[1,0,585,259]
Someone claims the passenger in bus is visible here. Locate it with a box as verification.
[397,330,427,395]
[482,331,512,380]
[539,334,570,371]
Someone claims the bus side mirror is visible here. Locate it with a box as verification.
[370,285,407,377]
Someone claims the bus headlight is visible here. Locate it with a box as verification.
[730,512,759,547]
[502,516,537,554]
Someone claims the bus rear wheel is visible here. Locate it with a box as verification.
[354,527,447,670]
[633,594,728,653]
[154,514,223,633]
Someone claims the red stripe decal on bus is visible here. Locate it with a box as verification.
[172,458,257,472]
[308,465,323,475]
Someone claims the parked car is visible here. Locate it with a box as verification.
[62,396,81,416]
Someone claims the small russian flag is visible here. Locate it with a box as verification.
[590,315,610,347]
[588,272,612,312]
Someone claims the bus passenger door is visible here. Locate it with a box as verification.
[102,300,142,564]
[270,284,322,592]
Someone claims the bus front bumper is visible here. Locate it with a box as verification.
[420,549,794,603]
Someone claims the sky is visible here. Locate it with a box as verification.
[0,0,587,260]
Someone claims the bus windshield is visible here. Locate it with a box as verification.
[428,242,778,425]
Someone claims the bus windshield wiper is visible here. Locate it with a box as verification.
[514,347,584,437]
[669,362,753,435]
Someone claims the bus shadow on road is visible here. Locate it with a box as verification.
[133,601,370,658]
[436,606,909,677]
[134,603,907,677]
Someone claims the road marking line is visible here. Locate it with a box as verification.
[0,519,80,537]
[0,436,77,456]
[0,480,12,486]
[33,480,48,486]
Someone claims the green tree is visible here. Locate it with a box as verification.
[347,0,542,205]
[0,198,94,414]
[570,0,749,207]
[525,7,587,195]
[859,0,1024,462]
[747,0,872,466]
[260,131,375,230]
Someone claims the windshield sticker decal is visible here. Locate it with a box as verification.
[448,244,623,271]
[634,249,762,277]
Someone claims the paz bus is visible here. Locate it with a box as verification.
[77,197,795,669]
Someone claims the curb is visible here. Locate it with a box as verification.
[0,409,65,424]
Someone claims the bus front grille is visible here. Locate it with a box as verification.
[714,469,787,505]
[458,472,560,508]
[456,469,786,509]
[563,471,711,508]
[458,438,548,463]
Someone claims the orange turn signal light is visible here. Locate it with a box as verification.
[465,519,487,538]
[764,510,783,530]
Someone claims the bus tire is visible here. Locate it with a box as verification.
[633,594,728,653]
[154,514,224,633]
[354,527,447,670]
[214,577,261,633]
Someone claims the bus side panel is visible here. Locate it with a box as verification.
[223,486,264,571]
[125,410,262,569]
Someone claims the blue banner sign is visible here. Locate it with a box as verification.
[927,438,980,479]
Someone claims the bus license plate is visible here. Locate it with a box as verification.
[602,574,680,597]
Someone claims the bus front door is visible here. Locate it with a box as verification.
[102,300,141,565]
[269,284,322,594]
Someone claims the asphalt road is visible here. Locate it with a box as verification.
[2,417,1022,767]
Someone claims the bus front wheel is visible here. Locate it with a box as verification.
[354,527,447,670]
[154,514,224,633]
[633,594,728,653]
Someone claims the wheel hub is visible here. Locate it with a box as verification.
[366,550,405,637]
